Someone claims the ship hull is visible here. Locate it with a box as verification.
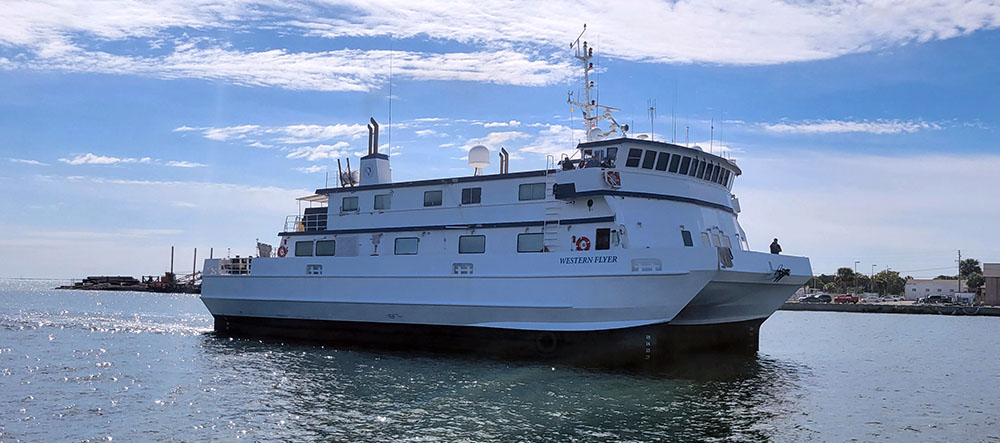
[211,314,764,367]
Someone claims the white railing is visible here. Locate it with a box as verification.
[219,257,252,275]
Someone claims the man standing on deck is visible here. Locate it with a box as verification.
[770,238,782,254]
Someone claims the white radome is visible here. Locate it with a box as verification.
[468,145,490,169]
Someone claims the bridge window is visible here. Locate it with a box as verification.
[394,237,419,255]
[704,164,715,181]
[606,147,618,166]
[689,159,700,177]
[668,154,681,173]
[459,235,486,254]
[681,230,694,247]
[641,150,657,169]
[655,152,670,171]
[517,233,544,253]
[461,187,482,205]
[424,190,443,207]
[518,183,546,201]
[295,240,314,257]
[341,196,359,212]
[697,161,707,179]
[374,193,391,210]
[316,240,336,256]
[712,166,722,183]
[679,156,692,175]
[625,148,642,167]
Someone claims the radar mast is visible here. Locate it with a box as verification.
[567,24,625,142]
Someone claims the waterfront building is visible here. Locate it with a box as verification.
[904,278,965,301]
[984,263,1000,306]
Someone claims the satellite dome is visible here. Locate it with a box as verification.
[468,145,490,169]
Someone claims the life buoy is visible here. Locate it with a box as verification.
[604,170,621,188]
[575,236,591,251]
[277,246,288,257]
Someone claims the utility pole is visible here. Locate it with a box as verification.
[871,264,876,295]
[854,260,860,295]
[958,250,962,294]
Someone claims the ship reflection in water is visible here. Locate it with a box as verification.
[2,281,999,441]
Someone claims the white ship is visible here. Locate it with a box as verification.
[200,33,811,365]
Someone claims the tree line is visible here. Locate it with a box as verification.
[805,258,985,295]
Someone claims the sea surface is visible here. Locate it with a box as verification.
[1,279,998,442]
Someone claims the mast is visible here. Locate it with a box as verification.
[567,25,622,142]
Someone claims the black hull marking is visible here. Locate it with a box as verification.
[212,316,764,367]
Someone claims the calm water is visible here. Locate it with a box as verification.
[1,279,998,442]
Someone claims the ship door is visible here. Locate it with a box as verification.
[595,228,611,250]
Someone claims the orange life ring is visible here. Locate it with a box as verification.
[575,236,591,251]
[277,246,288,257]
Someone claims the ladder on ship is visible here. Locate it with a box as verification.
[543,156,561,252]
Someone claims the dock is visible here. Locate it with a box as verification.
[780,302,1000,317]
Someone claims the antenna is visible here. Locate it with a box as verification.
[648,100,655,142]
[387,35,393,155]
[710,117,714,154]
[685,126,689,147]
[566,24,621,142]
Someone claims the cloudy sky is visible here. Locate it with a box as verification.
[1,0,999,278]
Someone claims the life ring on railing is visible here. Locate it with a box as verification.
[604,170,621,188]
[575,236,591,251]
[277,246,288,257]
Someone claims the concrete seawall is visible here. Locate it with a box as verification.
[780,302,1000,317]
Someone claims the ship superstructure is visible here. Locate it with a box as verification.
[200,30,811,365]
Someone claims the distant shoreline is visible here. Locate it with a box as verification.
[781,302,1000,317]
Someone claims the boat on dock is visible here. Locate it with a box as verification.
[200,31,811,365]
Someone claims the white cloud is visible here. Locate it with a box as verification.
[517,124,586,158]
[59,153,151,165]
[483,120,522,128]
[458,131,532,151]
[9,158,47,165]
[296,165,326,173]
[762,119,943,135]
[178,123,367,145]
[286,142,352,161]
[415,129,437,137]
[165,160,206,168]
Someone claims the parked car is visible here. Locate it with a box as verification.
[799,294,832,303]
[834,294,859,304]
[918,295,951,304]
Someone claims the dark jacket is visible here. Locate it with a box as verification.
[770,241,782,254]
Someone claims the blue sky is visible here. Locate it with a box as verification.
[1,1,999,278]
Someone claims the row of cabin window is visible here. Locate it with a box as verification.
[679,229,734,249]
[292,228,621,257]
[339,183,547,213]
[624,148,734,188]
[294,233,545,257]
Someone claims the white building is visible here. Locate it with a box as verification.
[904,278,965,301]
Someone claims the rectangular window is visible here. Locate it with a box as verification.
[595,228,611,250]
[679,156,692,175]
[721,235,732,249]
[315,240,336,256]
[712,166,722,183]
[423,190,443,207]
[641,150,657,169]
[459,235,486,254]
[517,233,545,253]
[701,232,711,247]
[374,193,391,210]
[681,230,694,247]
[654,152,670,171]
[294,240,314,257]
[703,164,715,181]
[341,196,359,212]
[394,237,419,255]
[518,183,546,201]
[461,187,482,205]
[605,147,618,166]
[697,161,707,179]
[625,148,643,167]
[722,170,731,187]
[668,154,681,173]
[688,159,700,177]
[711,233,722,247]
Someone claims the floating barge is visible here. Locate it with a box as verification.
[57,272,200,294]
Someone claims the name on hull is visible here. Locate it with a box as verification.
[559,255,619,265]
